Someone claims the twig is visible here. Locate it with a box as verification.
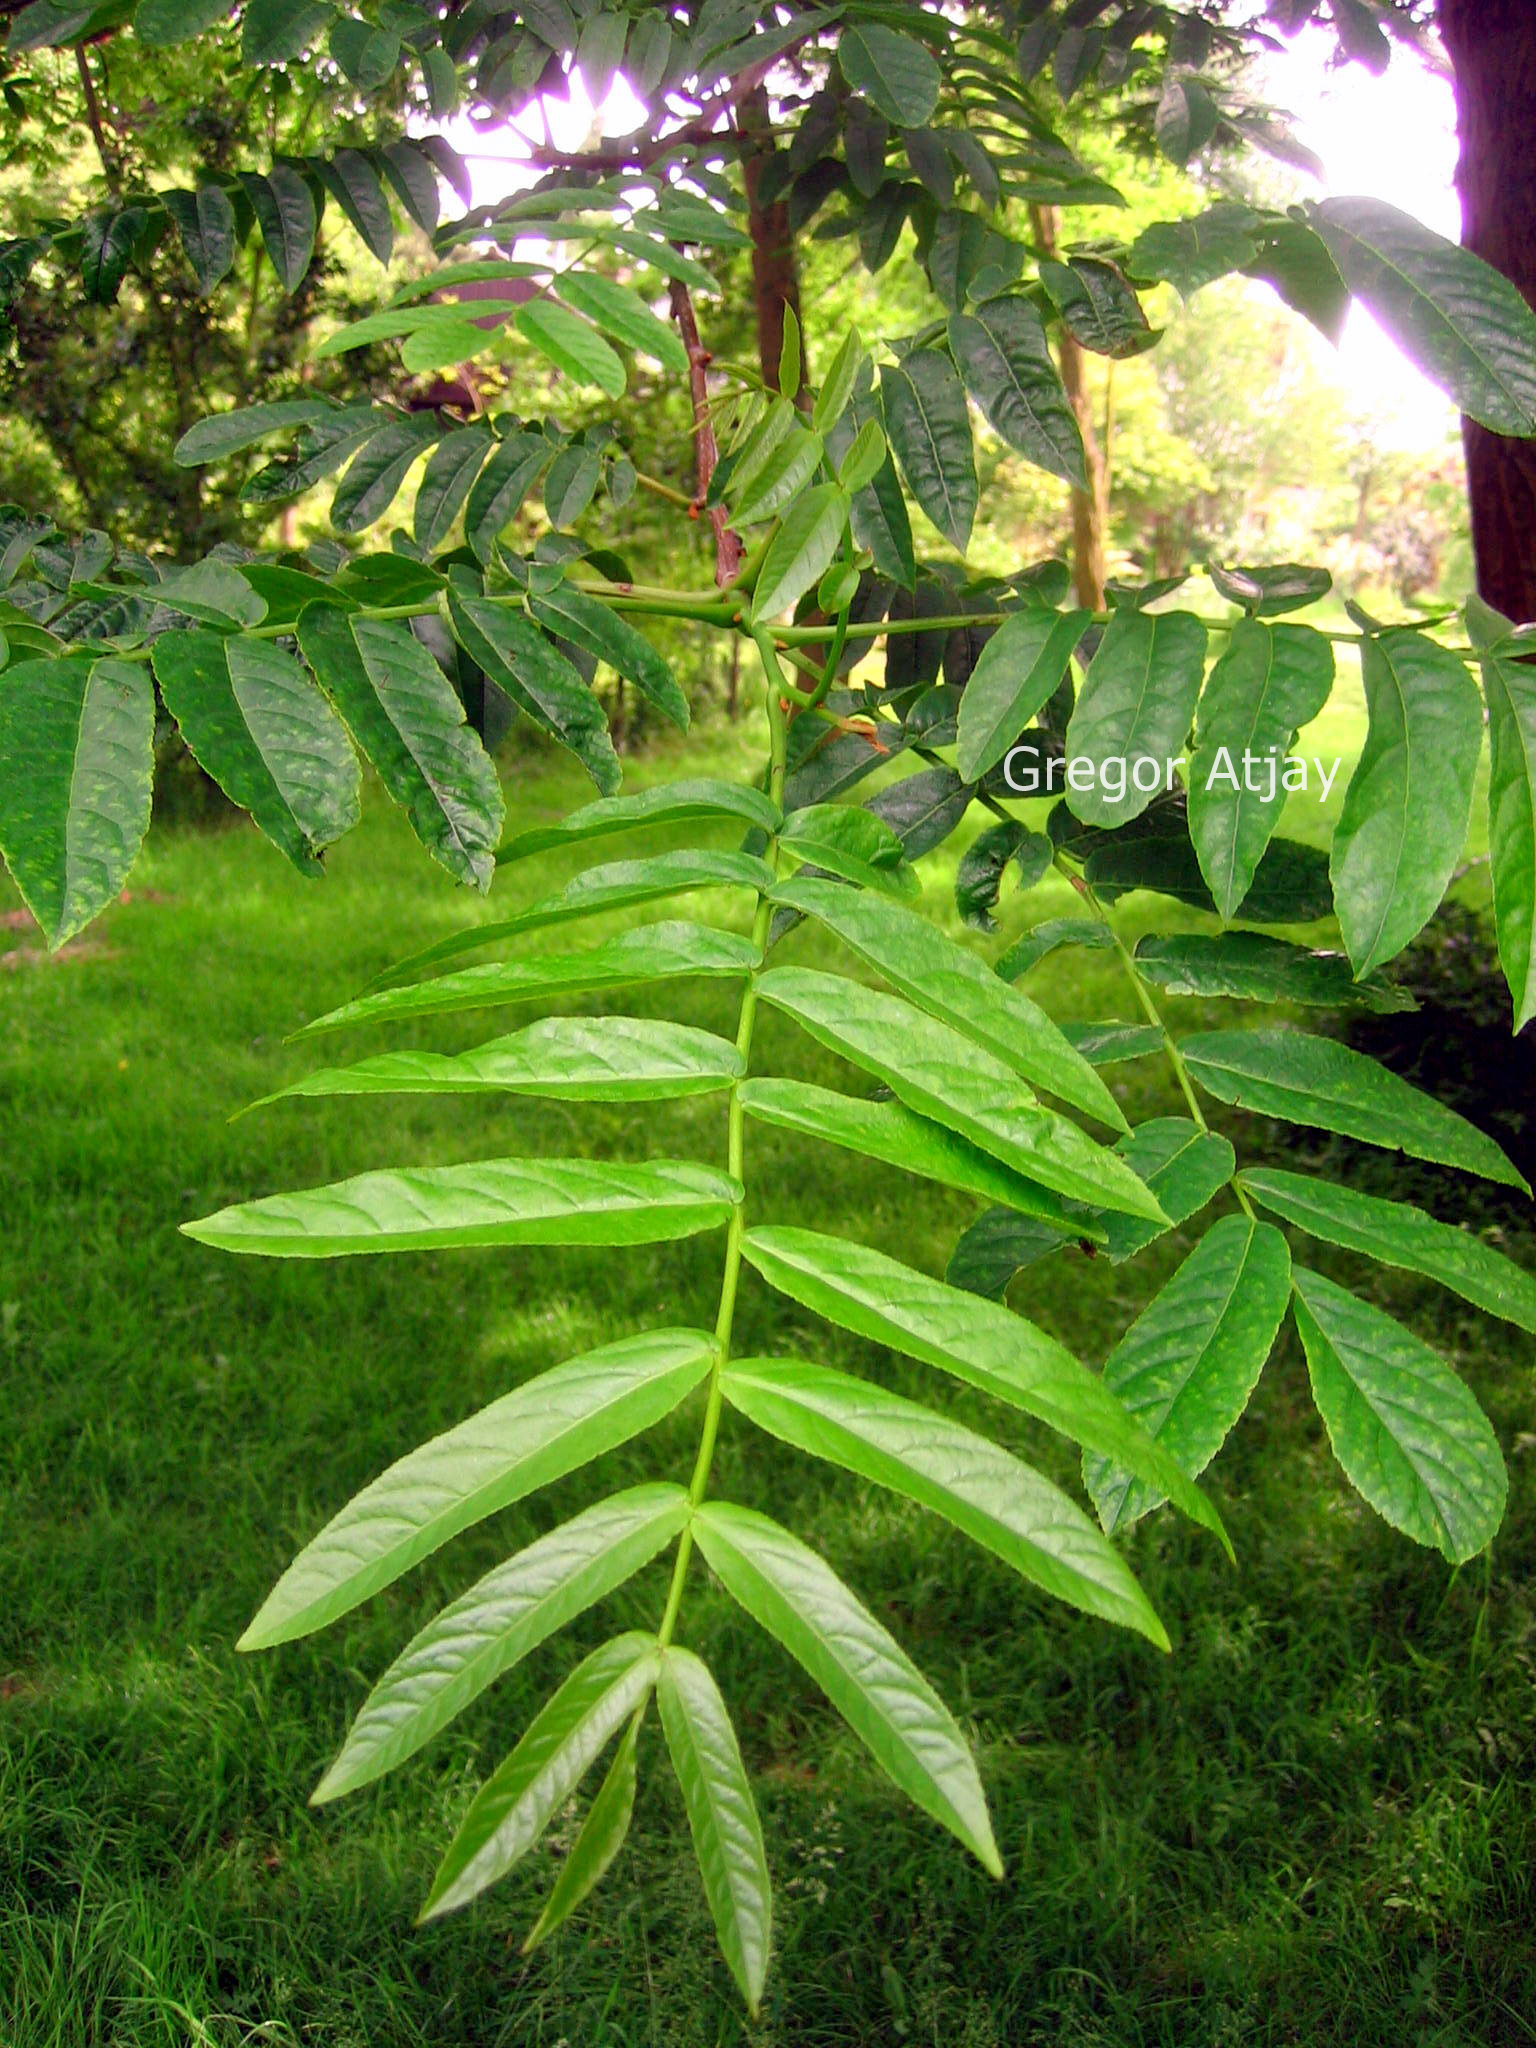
[75,47,122,194]
[668,274,743,587]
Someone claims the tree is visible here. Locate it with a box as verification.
[1437,0,1536,620]
[3,0,1536,2015]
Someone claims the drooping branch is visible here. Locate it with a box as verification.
[668,275,744,587]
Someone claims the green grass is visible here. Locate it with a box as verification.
[3,727,1534,2048]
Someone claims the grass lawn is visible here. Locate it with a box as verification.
[3,722,1533,2047]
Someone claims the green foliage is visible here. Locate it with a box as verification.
[1,0,1534,2016]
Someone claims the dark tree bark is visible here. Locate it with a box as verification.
[1439,0,1536,621]
[737,84,807,397]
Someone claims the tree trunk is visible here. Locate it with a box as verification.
[738,85,807,396]
[1031,204,1109,609]
[1439,0,1536,621]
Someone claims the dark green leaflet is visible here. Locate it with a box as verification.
[1085,1217,1292,1532]
[1187,619,1334,920]
[948,294,1086,488]
[1474,625,1536,1026]
[296,603,502,887]
[1065,609,1208,828]
[880,350,977,550]
[1181,1028,1528,1190]
[445,590,620,797]
[1134,934,1412,1013]
[0,654,154,947]
[151,631,359,875]
[1291,1267,1506,1563]
[1240,1168,1536,1334]
[1330,629,1480,977]
[1308,197,1536,435]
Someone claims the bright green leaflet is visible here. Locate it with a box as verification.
[723,1358,1167,1645]
[314,1485,690,1801]
[183,1157,743,1257]
[230,1330,714,1648]
[254,1016,743,1110]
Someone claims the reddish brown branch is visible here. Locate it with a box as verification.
[669,274,743,587]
